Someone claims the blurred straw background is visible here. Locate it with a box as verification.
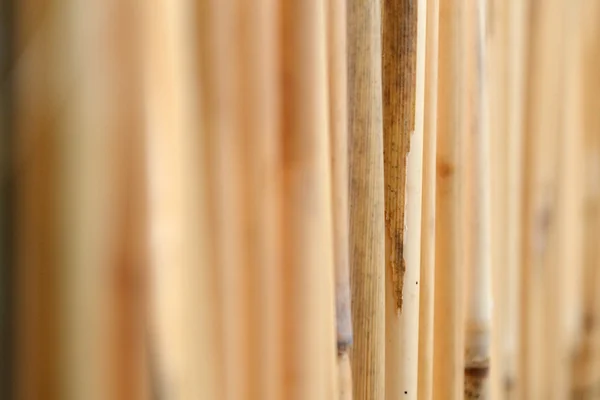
[1,0,600,399]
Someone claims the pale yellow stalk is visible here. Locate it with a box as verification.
[417,0,439,398]
[463,0,493,398]
[518,0,567,397]
[143,0,220,397]
[280,0,338,398]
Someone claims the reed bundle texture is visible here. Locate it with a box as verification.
[2,0,600,399]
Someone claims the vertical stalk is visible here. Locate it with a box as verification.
[382,0,427,397]
[463,0,493,398]
[204,1,250,398]
[571,0,600,396]
[417,0,439,398]
[107,2,148,399]
[558,0,585,397]
[14,1,60,398]
[237,0,282,399]
[326,0,353,398]
[143,0,220,397]
[519,0,566,397]
[347,0,386,397]
[487,0,509,397]
[499,0,528,397]
[433,0,465,398]
[280,1,338,398]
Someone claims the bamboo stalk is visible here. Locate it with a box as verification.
[498,0,528,397]
[519,0,567,397]
[417,0,439,398]
[571,0,600,396]
[463,1,493,398]
[381,0,427,398]
[487,0,509,397]
[325,0,353,398]
[57,1,126,397]
[107,2,148,398]
[202,1,250,398]
[280,0,337,398]
[432,0,465,398]
[557,1,586,397]
[237,0,282,399]
[347,0,386,397]
[142,0,220,397]
[14,2,61,397]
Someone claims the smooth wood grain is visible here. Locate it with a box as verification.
[347,0,386,398]
[280,1,338,398]
[432,0,465,398]
[382,0,427,398]
[417,0,439,398]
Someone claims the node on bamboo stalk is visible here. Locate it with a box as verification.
[347,0,386,398]
[280,0,338,398]
[382,0,427,397]
[432,0,465,398]
[417,0,439,398]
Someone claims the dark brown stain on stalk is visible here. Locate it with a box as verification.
[382,0,418,312]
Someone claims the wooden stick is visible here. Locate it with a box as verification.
[280,0,337,398]
[432,0,465,397]
[237,0,282,399]
[347,0,386,397]
[325,0,353,398]
[381,0,427,397]
[417,0,439,398]
[464,0,493,398]
[519,0,567,397]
